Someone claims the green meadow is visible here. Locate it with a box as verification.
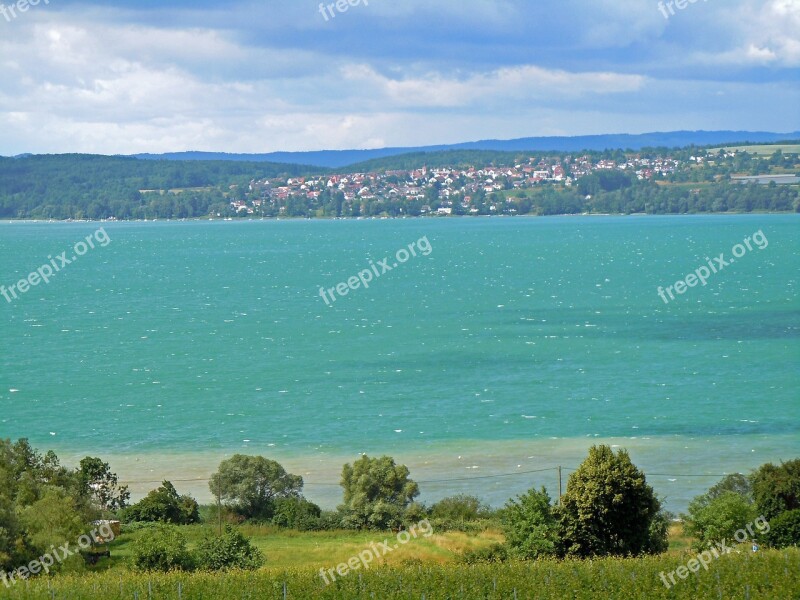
[2,524,798,599]
[709,143,800,155]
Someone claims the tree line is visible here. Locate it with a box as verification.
[2,438,797,575]
[1,149,798,220]
[0,155,319,220]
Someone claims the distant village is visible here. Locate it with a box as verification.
[228,153,688,217]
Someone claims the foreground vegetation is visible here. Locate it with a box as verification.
[1,549,798,599]
[2,439,798,598]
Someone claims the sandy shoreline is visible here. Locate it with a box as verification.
[56,434,795,513]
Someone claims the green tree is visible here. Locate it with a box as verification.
[209,455,303,520]
[122,481,199,525]
[750,459,800,521]
[706,474,753,502]
[18,487,86,572]
[559,445,666,557]
[684,491,759,551]
[78,457,130,511]
[502,487,560,559]
[766,509,800,548]
[195,525,264,571]
[340,455,419,530]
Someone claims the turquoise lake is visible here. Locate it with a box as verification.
[1,215,798,511]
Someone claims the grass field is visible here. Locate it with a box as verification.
[1,549,798,599]
[4,523,791,599]
[97,523,504,572]
[77,522,692,573]
[709,144,800,155]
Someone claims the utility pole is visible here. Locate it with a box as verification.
[558,466,562,504]
[217,476,222,536]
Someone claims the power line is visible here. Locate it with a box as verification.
[119,467,738,487]
[119,468,561,486]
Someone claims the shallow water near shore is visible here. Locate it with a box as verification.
[1,215,798,511]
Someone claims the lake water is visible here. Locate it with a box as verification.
[1,215,798,512]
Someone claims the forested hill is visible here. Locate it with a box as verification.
[0,154,325,220]
[133,130,800,168]
[0,147,798,220]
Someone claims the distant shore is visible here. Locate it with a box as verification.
[4,210,797,224]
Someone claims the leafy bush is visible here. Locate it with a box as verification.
[766,509,800,549]
[121,481,199,525]
[315,510,345,531]
[502,487,560,560]
[403,502,428,526]
[194,526,264,571]
[270,497,321,531]
[130,525,193,572]
[751,459,800,521]
[430,495,489,521]
[705,474,752,501]
[120,521,160,534]
[460,543,508,564]
[684,491,759,551]
[644,509,670,554]
[429,518,494,535]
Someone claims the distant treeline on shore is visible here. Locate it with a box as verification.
[0,145,798,220]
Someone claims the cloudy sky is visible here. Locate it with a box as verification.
[0,0,798,155]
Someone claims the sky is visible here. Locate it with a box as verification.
[0,0,798,155]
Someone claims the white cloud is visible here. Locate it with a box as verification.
[341,64,646,109]
[0,0,796,155]
[690,0,800,67]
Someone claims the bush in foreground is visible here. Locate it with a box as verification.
[195,525,264,571]
[270,497,322,531]
[430,495,490,522]
[502,487,560,559]
[130,525,193,572]
[684,490,760,551]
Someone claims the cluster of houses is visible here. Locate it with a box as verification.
[229,154,684,216]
